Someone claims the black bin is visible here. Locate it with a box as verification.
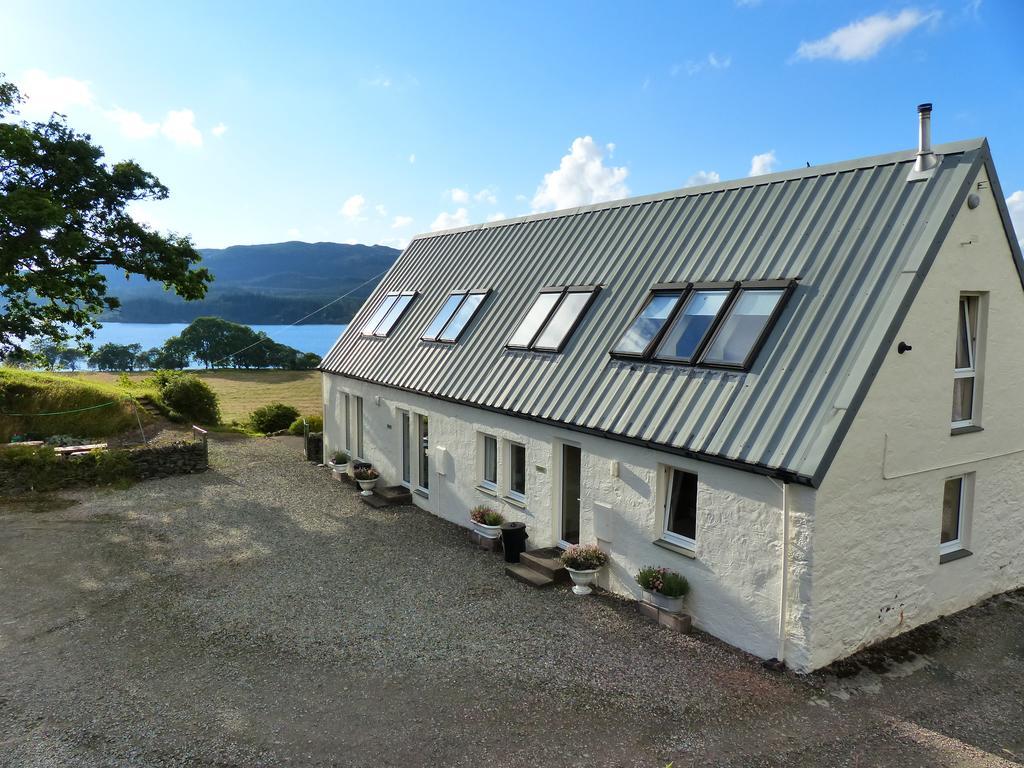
[501,521,528,563]
[306,432,323,463]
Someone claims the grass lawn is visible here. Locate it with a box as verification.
[78,370,322,424]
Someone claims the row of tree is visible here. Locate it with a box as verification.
[18,317,321,371]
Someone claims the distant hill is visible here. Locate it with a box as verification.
[99,241,400,324]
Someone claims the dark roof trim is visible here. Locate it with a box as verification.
[326,371,816,487]
[810,145,987,488]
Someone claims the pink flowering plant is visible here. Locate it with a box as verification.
[470,505,504,526]
[353,467,379,481]
[559,543,608,571]
[636,566,690,598]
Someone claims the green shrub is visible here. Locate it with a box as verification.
[288,414,323,435]
[331,450,350,465]
[0,445,62,491]
[155,373,220,425]
[636,566,690,598]
[249,402,300,433]
[470,505,504,526]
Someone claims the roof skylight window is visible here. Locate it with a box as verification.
[422,290,490,343]
[612,279,794,371]
[655,288,731,363]
[508,286,600,352]
[612,290,683,356]
[361,291,417,337]
[701,288,786,368]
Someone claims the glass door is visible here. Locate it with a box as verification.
[560,444,581,547]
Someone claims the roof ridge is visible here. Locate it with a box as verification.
[415,137,987,241]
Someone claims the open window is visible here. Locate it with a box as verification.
[508,286,600,352]
[663,468,698,550]
[701,285,788,368]
[952,294,983,430]
[422,290,490,343]
[361,291,417,337]
[655,286,732,363]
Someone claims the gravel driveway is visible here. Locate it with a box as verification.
[1,437,1022,767]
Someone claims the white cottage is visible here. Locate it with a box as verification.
[320,106,1024,672]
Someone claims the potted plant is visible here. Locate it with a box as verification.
[328,450,350,479]
[559,543,609,596]
[353,466,379,496]
[636,566,690,614]
[469,505,505,539]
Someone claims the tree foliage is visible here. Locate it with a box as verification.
[88,343,142,371]
[0,73,211,355]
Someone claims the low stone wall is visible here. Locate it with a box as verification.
[128,441,208,480]
[0,440,208,494]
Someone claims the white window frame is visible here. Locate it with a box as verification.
[343,393,351,452]
[940,474,972,556]
[506,440,527,502]
[662,467,698,550]
[416,413,430,495]
[354,396,364,459]
[479,433,498,492]
[398,410,411,488]
[952,294,981,429]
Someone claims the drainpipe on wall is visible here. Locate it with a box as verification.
[777,481,790,665]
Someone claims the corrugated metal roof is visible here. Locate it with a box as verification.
[321,139,997,486]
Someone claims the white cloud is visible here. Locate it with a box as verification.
[1007,191,1024,246]
[431,208,469,231]
[684,170,720,187]
[515,193,528,202]
[408,153,416,164]
[486,212,507,223]
[796,9,940,62]
[381,237,410,249]
[391,215,413,229]
[475,188,498,204]
[340,194,366,220]
[211,122,228,137]
[16,69,94,118]
[749,150,778,176]
[375,204,387,217]
[679,53,732,76]
[367,75,392,88]
[105,107,159,139]
[287,227,301,238]
[532,136,629,212]
[161,109,203,147]
[448,187,470,204]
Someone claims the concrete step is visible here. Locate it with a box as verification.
[505,563,554,588]
[360,493,389,509]
[376,485,412,505]
[520,548,568,581]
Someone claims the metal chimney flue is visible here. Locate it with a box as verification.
[907,102,941,182]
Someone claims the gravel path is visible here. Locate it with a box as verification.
[1,437,1022,767]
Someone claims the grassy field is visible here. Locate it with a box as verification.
[78,370,322,424]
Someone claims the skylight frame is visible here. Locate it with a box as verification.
[610,278,796,372]
[609,284,689,359]
[361,290,418,337]
[506,285,601,353]
[421,289,492,344]
[697,280,793,371]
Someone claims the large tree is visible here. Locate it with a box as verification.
[0,74,211,355]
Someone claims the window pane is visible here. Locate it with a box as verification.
[422,293,465,340]
[439,292,486,342]
[655,290,730,361]
[418,415,429,490]
[375,293,415,336]
[361,294,398,334]
[343,394,351,450]
[613,292,682,355]
[510,443,526,495]
[355,397,364,458]
[533,291,595,350]
[952,377,974,422]
[483,435,497,484]
[508,292,561,347]
[401,412,411,484]
[666,470,698,541]
[702,289,784,366]
[941,477,962,544]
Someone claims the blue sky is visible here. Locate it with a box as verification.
[5,1,1023,249]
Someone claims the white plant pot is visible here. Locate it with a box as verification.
[472,521,502,540]
[357,478,378,496]
[565,567,599,596]
[330,463,349,480]
[643,590,685,614]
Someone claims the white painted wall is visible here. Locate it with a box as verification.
[322,373,806,661]
[811,165,1024,669]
